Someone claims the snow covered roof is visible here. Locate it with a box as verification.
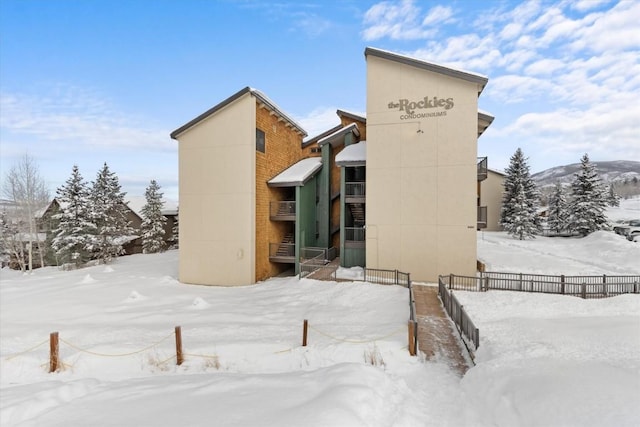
[318,123,360,147]
[268,158,323,187]
[126,196,179,217]
[365,47,488,94]
[36,196,178,220]
[336,142,366,167]
[170,87,307,139]
[337,109,366,122]
[478,110,495,137]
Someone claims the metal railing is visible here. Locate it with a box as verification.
[268,242,295,258]
[345,182,366,197]
[344,227,366,242]
[445,272,640,299]
[477,157,488,181]
[269,201,296,220]
[299,247,338,279]
[438,276,480,350]
[364,268,411,288]
[300,247,337,262]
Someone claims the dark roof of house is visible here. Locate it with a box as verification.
[364,47,489,94]
[337,109,366,123]
[318,123,360,147]
[170,86,307,140]
[302,124,343,148]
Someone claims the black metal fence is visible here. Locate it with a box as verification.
[364,268,411,288]
[438,277,480,350]
[445,272,640,299]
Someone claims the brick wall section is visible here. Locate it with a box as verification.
[254,103,305,281]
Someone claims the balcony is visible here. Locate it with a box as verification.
[477,157,488,181]
[345,226,366,248]
[270,201,296,221]
[477,206,487,229]
[345,182,366,202]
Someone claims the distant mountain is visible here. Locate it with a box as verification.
[532,160,640,188]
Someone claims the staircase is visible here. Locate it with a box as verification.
[276,233,295,256]
[349,203,365,226]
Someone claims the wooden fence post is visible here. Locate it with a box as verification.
[603,275,607,297]
[581,282,587,299]
[560,275,565,294]
[49,332,59,373]
[449,274,454,289]
[302,319,308,347]
[175,326,183,365]
[408,320,416,356]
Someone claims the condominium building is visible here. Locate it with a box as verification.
[170,47,493,286]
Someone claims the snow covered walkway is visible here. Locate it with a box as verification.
[412,284,471,376]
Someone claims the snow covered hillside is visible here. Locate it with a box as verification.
[532,159,640,188]
[1,200,639,426]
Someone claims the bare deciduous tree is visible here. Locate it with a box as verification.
[2,154,50,271]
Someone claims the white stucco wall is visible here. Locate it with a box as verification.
[365,54,481,281]
[483,170,505,232]
[176,94,256,286]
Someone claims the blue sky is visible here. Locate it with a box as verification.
[1,0,638,201]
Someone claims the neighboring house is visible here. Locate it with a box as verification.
[478,169,506,232]
[170,47,494,286]
[37,196,178,262]
[125,196,179,248]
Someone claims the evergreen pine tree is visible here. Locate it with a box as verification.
[170,206,179,248]
[51,165,95,267]
[140,180,167,253]
[547,182,570,235]
[0,210,17,267]
[568,154,609,236]
[500,148,541,240]
[89,163,133,263]
[605,184,620,207]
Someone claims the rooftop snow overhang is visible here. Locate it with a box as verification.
[303,124,343,147]
[267,157,323,187]
[364,47,489,95]
[478,110,495,137]
[317,123,360,147]
[335,141,366,167]
[170,87,307,140]
[337,109,367,123]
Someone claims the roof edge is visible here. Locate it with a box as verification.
[337,109,367,123]
[364,47,488,93]
[170,87,252,140]
[318,122,360,146]
[170,86,307,140]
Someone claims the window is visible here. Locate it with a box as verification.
[256,128,265,153]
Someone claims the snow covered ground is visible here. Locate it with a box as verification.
[1,199,639,426]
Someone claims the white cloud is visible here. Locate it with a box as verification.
[294,107,343,140]
[569,0,640,52]
[290,11,333,37]
[524,58,566,76]
[571,0,612,12]
[0,85,174,153]
[361,0,445,41]
[421,5,454,26]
